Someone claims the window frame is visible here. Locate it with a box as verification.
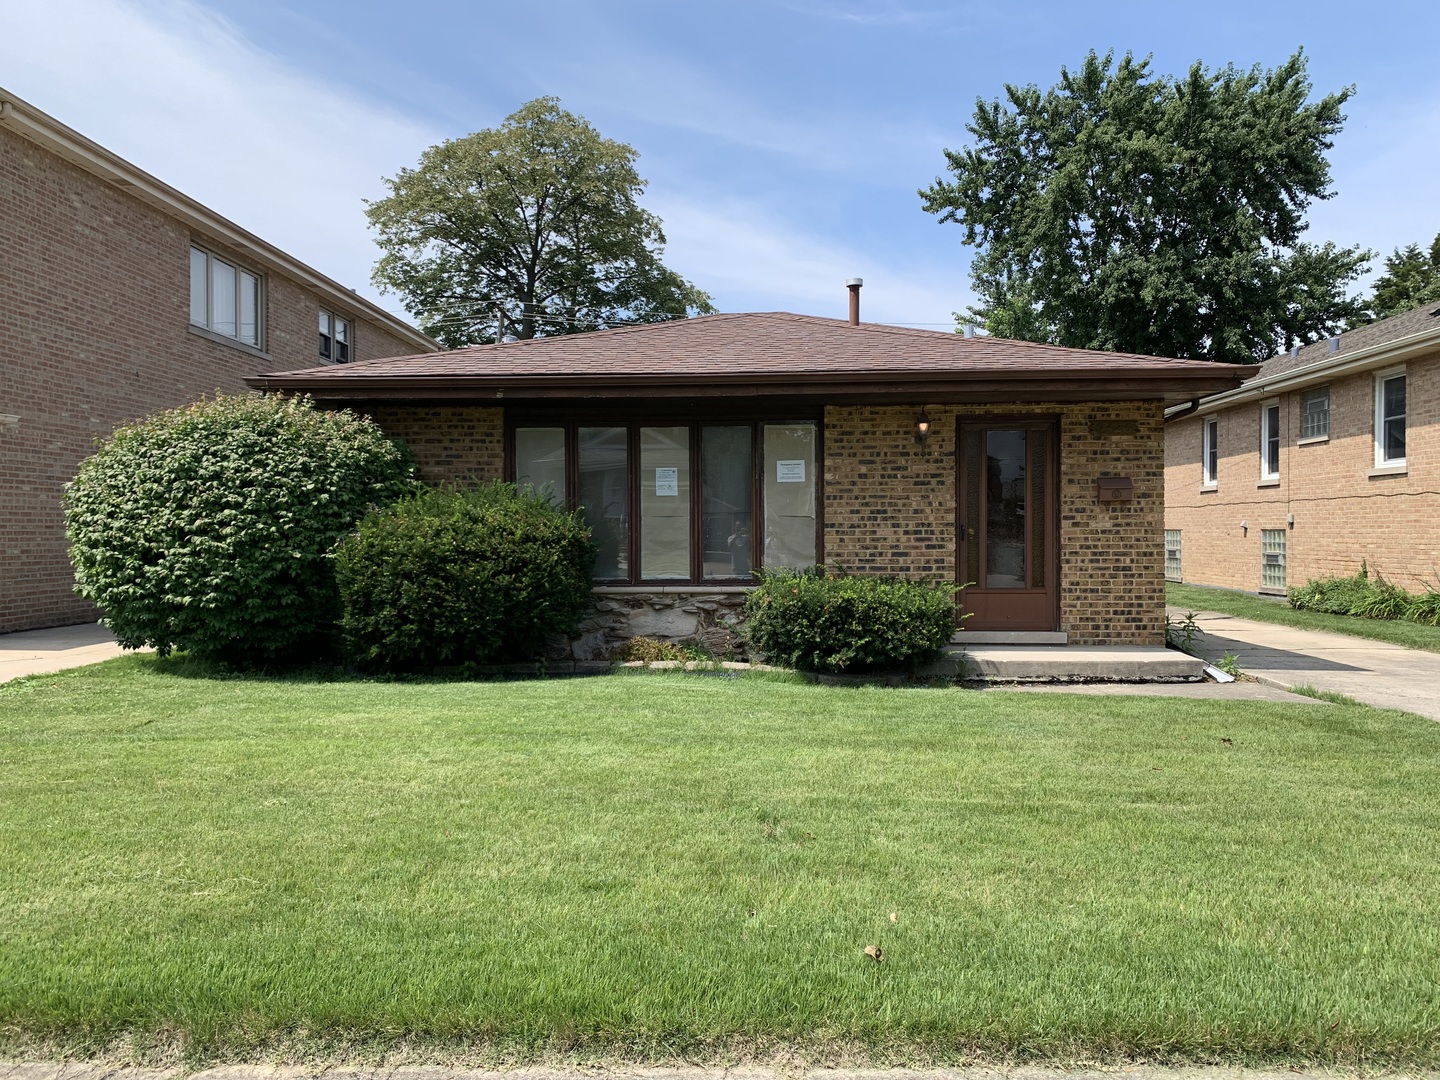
[1201,415,1219,489]
[188,243,264,349]
[319,308,355,364]
[1260,398,1281,482]
[1299,385,1330,441]
[1374,367,1407,468]
[506,411,824,586]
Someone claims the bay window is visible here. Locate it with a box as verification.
[512,419,819,583]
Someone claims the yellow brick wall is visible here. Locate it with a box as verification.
[1165,349,1440,592]
[824,401,1166,645]
[362,405,505,487]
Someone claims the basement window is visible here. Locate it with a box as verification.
[1261,530,1287,591]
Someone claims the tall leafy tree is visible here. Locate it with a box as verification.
[367,98,714,347]
[920,50,1373,363]
[1360,233,1440,323]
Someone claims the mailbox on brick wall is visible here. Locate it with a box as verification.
[1097,476,1134,503]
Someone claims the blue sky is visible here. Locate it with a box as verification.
[3,0,1438,329]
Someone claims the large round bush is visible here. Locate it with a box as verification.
[334,483,597,671]
[65,394,416,664]
[744,567,959,673]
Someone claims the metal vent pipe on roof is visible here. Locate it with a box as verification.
[1329,336,1341,353]
[846,278,863,325]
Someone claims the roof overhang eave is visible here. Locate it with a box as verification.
[1170,324,1440,416]
[244,367,1249,404]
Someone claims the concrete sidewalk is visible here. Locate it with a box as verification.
[1169,607,1440,721]
[0,623,140,683]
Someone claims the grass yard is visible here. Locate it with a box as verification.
[3,658,1440,1067]
[1167,581,1440,654]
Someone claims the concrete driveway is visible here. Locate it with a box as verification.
[0,622,140,683]
[1170,608,1440,721]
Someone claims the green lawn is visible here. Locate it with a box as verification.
[1167,581,1440,654]
[3,659,1440,1066]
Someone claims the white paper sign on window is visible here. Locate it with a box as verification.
[655,467,678,496]
[775,459,806,484]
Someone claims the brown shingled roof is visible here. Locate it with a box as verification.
[1259,302,1440,380]
[246,311,1253,403]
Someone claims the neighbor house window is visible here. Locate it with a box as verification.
[1260,400,1281,480]
[1375,369,1406,467]
[511,420,817,584]
[1165,530,1182,582]
[319,310,352,363]
[1301,386,1330,439]
[1261,530,1287,590]
[1202,416,1219,487]
[189,246,261,347]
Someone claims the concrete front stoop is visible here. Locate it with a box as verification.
[921,643,1207,683]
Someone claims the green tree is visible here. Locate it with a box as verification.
[920,50,1373,363]
[1361,233,1440,322]
[367,97,714,347]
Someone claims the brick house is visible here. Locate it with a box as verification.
[248,306,1247,655]
[1164,303,1440,595]
[0,87,435,633]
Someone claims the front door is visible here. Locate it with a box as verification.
[957,419,1058,630]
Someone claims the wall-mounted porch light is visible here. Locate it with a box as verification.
[915,407,932,446]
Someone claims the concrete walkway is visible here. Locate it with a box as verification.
[0,623,138,683]
[1169,607,1440,721]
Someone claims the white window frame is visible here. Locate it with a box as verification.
[319,309,354,364]
[189,244,263,348]
[1201,415,1219,489]
[1260,399,1281,482]
[1374,367,1406,468]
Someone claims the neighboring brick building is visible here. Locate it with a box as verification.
[1164,303,1440,595]
[249,308,1248,651]
[0,87,435,633]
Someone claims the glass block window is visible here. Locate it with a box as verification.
[1301,386,1330,438]
[1165,530,1182,581]
[1261,530,1287,590]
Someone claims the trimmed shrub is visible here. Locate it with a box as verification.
[334,483,597,671]
[65,394,415,664]
[743,567,959,673]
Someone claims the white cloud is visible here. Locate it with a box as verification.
[0,0,440,318]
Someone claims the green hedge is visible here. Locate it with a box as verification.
[334,483,597,672]
[64,394,416,665]
[743,568,959,673]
